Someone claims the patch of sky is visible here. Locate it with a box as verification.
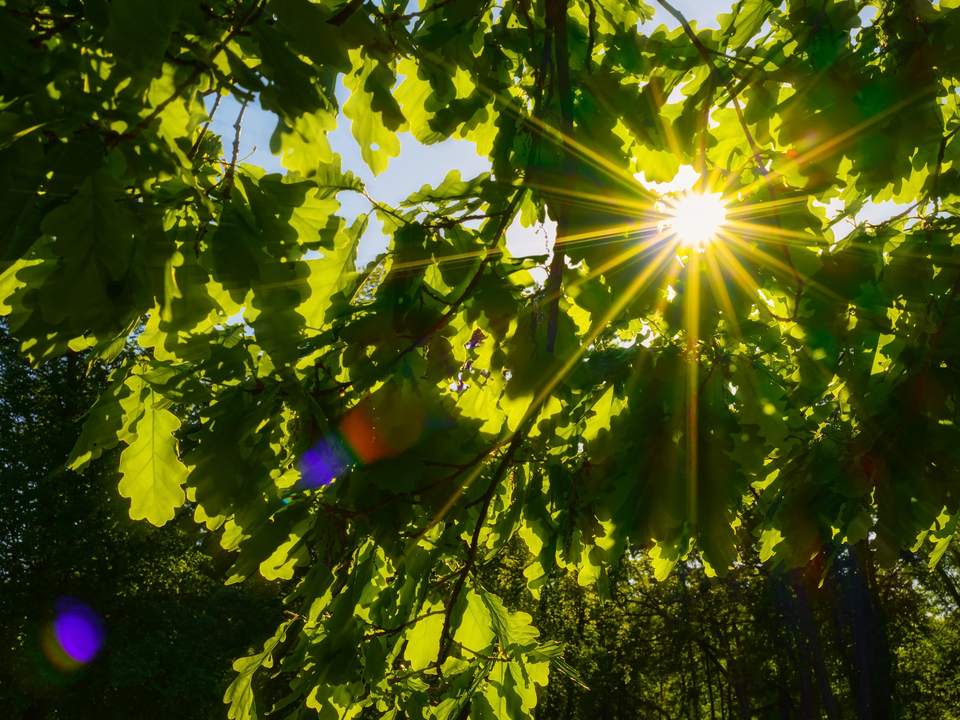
[646,0,731,30]
[851,5,878,44]
[665,81,689,106]
[635,164,700,195]
[813,197,916,247]
[203,92,286,174]
[205,76,554,278]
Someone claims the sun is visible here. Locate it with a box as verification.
[663,191,727,247]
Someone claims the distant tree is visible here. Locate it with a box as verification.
[479,535,960,719]
[0,320,285,719]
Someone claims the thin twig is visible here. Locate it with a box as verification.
[436,428,528,670]
[107,0,264,147]
[365,610,446,637]
[222,98,249,199]
[189,91,222,160]
[27,13,83,45]
[422,210,511,229]
[449,638,511,661]
[863,202,917,230]
[401,0,461,21]
[362,189,409,226]
[709,48,763,70]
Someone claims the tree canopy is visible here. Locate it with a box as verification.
[2,0,960,717]
[0,319,288,719]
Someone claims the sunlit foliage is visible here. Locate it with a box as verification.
[2,0,960,717]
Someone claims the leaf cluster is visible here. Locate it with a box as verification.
[3,0,960,717]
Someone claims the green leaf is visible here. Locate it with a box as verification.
[118,386,189,526]
[478,588,539,655]
[473,662,537,720]
[722,0,777,49]
[302,215,363,328]
[452,588,495,653]
[67,363,137,472]
[402,607,445,672]
[342,48,408,176]
[225,620,295,720]
[37,168,138,333]
[104,0,191,94]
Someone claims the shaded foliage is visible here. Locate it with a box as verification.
[0,320,286,719]
[2,0,960,717]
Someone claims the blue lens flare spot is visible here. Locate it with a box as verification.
[42,598,105,670]
[299,435,352,489]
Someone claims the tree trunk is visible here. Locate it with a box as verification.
[791,571,841,720]
[733,682,752,720]
[777,684,792,720]
[706,656,717,720]
[851,542,893,720]
[543,0,575,354]
[797,630,816,720]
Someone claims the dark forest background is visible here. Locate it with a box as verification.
[3,318,959,719]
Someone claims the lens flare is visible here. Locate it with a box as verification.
[41,598,105,670]
[299,434,353,489]
[297,399,433,491]
[664,191,727,247]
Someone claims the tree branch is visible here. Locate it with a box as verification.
[545,0,575,354]
[328,0,366,27]
[107,0,265,148]
[222,98,249,200]
[401,0,461,21]
[436,427,528,669]
[189,91,223,161]
[931,125,960,215]
[584,0,597,73]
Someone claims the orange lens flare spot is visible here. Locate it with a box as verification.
[339,403,392,465]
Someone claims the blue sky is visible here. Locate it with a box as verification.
[204,0,898,270]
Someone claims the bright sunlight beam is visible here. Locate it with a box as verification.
[663,191,727,247]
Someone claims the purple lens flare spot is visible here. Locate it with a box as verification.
[299,435,352,489]
[53,598,105,664]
